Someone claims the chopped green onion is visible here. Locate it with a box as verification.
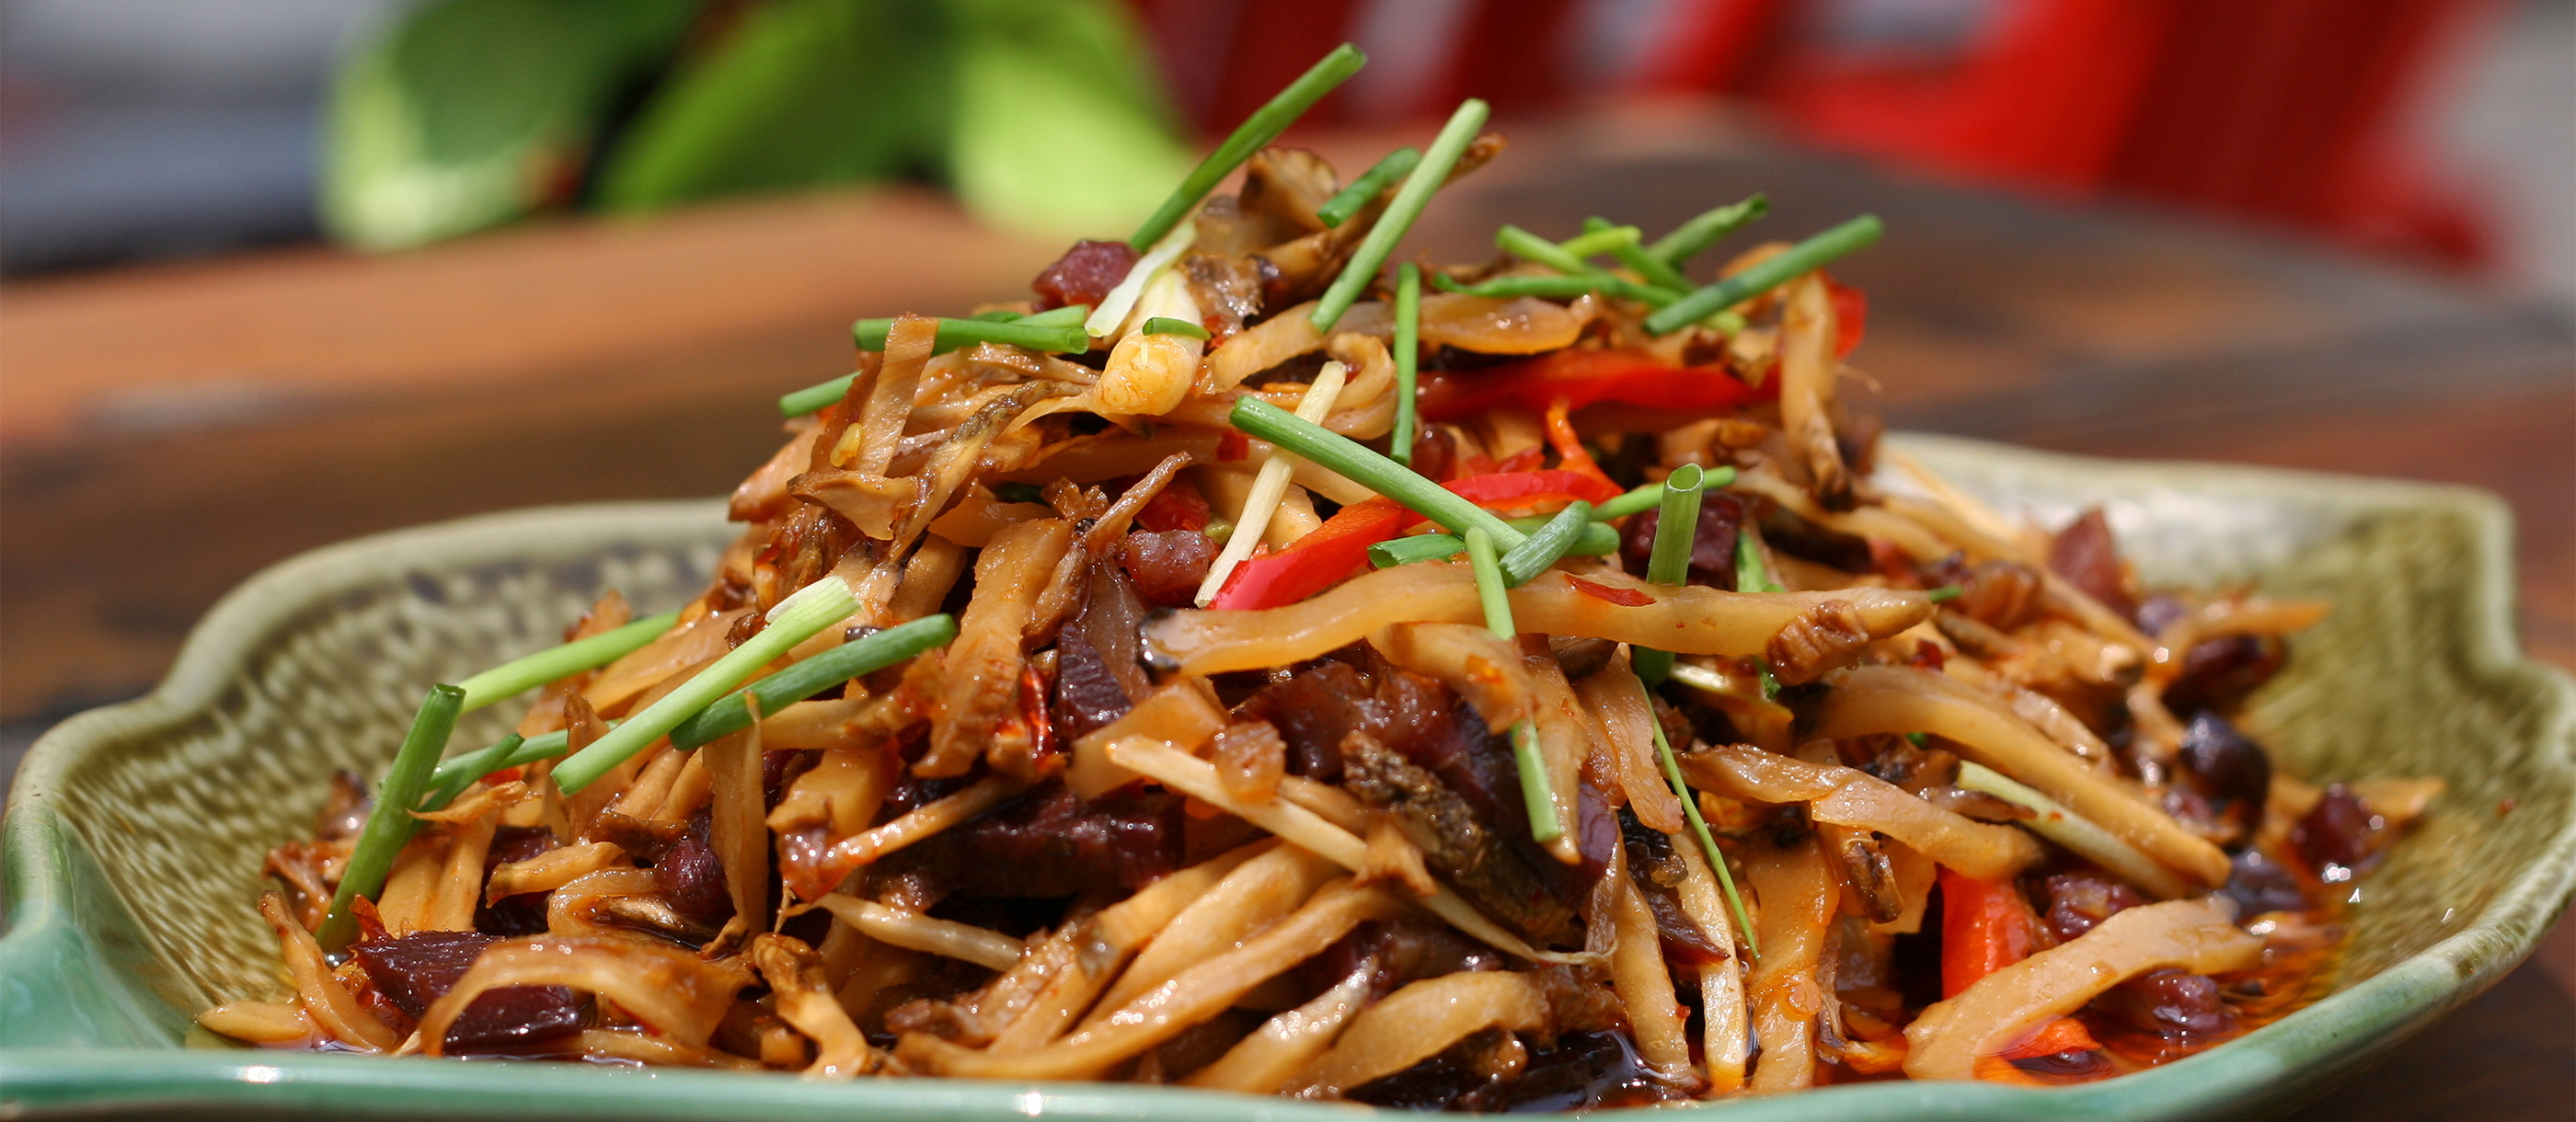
[1372,521,1617,569]
[320,683,465,950]
[1643,213,1881,336]
[1496,224,1597,276]
[1141,316,1211,339]
[1556,223,1642,261]
[1317,146,1420,228]
[1311,97,1489,333]
[1926,585,1962,602]
[1432,271,1679,306]
[1648,193,1769,269]
[1593,466,1735,521]
[1391,262,1422,465]
[1229,396,1524,549]
[969,309,1022,323]
[1583,216,1693,292]
[779,374,858,418]
[1466,528,1561,846]
[455,611,680,713]
[668,615,956,750]
[852,314,1091,355]
[1132,43,1366,250]
[552,578,859,793]
[1736,527,1783,593]
[1499,500,1592,586]
[423,730,545,817]
[1647,681,1759,958]
[1632,464,1707,685]
[1903,731,1928,747]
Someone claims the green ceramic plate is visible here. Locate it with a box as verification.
[5,434,2571,1120]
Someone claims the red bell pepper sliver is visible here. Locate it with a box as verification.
[1826,274,1869,359]
[1543,396,1620,495]
[1135,478,1211,532]
[1567,576,1654,607]
[1443,468,1625,512]
[1938,868,2042,999]
[1218,430,1251,462]
[1998,1015,2103,1061]
[1206,499,1410,609]
[1417,349,1774,422]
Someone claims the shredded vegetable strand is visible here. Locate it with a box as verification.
[1198,363,1349,604]
[1311,97,1490,333]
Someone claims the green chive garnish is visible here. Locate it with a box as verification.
[1229,396,1525,549]
[1736,527,1783,593]
[320,683,465,950]
[551,578,860,793]
[1391,262,1422,466]
[1632,464,1707,685]
[1582,216,1693,292]
[1141,316,1211,340]
[1311,97,1489,333]
[667,614,956,750]
[1642,213,1881,336]
[1498,500,1592,586]
[1926,585,1962,602]
[852,313,1090,354]
[455,611,680,713]
[780,375,858,418]
[1371,521,1619,569]
[1556,223,1643,262]
[1648,682,1759,958]
[1593,467,1736,521]
[1317,146,1420,228]
[1131,44,1366,250]
[1496,224,1599,276]
[1648,193,1769,269]
[785,306,1093,417]
[1465,528,1561,846]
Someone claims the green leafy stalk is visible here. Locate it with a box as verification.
[455,610,680,712]
[1593,466,1735,521]
[1632,464,1708,684]
[1391,262,1422,465]
[1647,193,1769,268]
[552,578,859,792]
[1557,222,1642,262]
[1310,97,1489,333]
[319,683,465,950]
[1131,43,1365,249]
[788,306,1094,415]
[1466,528,1561,845]
[1229,397,1525,549]
[852,312,1090,353]
[1643,213,1882,336]
[1317,146,1420,228]
[1736,527,1783,593]
[1647,682,1760,958]
[1372,521,1619,569]
[667,614,956,749]
[1432,271,1679,306]
[1141,316,1210,339]
[1498,500,1592,586]
[1926,585,1962,602]
[1495,224,1597,275]
[1583,216,1693,292]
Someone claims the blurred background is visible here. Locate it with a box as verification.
[1,4,2570,1113]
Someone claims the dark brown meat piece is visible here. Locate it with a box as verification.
[1118,530,1216,608]
[2219,849,2310,915]
[474,826,555,937]
[1618,492,1746,590]
[2291,784,2388,873]
[1235,660,1383,783]
[1343,733,1577,944]
[1053,564,1152,741]
[2176,711,2271,833]
[2040,873,2145,942]
[2093,968,2232,1037]
[2164,635,2288,716]
[1030,239,1139,311]
[352,930,585,1050]
[1620,810,1731,965]
[652,813,734,927]
[2048,507,2133,618]
[1307,917,1506,1000]
[916,782,1182,897]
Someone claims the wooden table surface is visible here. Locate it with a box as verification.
[2,104,2568,1116]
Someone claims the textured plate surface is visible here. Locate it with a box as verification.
[5,434,2572,1120]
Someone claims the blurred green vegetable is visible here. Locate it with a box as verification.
[323,0,1190,250]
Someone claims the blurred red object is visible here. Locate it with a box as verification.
[1130,0,2501,271]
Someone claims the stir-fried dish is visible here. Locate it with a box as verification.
[201,45,2436,1107]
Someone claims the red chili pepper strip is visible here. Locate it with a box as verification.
[1544,396,1619,495]
[1207,499,1411,610]
[1568,576,1654,607]
[1418,349,1774,423]
[1938,868,2041,999]
[1826,274,1868,359]
[1443,469,1624,512]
